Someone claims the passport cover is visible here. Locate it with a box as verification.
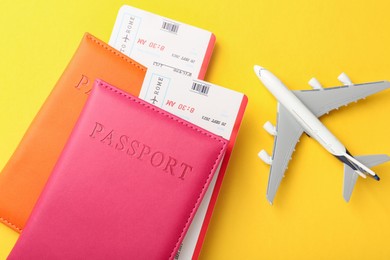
[0,33,146,232]
[8,80,227,259]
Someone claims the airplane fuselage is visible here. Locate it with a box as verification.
[258,68,347,156]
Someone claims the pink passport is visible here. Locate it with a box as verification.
[8,80,227,259]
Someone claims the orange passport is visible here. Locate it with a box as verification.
[0,33,146,232]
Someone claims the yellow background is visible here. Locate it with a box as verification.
[1,0,390,259]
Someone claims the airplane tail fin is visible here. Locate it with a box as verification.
[343,154,390,202]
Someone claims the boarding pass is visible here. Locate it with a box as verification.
[109,5,215,79]
[140,69,243,140]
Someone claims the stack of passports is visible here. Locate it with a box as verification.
[8,80,227,259]
[1,33,228,258]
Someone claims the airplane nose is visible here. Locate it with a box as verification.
[254,65,265,77]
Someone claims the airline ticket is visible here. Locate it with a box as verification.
[109,5,215,79]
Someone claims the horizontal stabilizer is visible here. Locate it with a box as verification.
[343,154,390,202]
[343,167,359,202]
[355,154,390,168]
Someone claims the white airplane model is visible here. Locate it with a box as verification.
[254,65,390,204]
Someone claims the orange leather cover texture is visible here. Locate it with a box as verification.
[0,33,146,232]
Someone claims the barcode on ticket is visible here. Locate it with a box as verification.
[191,82,210,95]
[161,20,180,33]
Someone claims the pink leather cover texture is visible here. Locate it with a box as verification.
[8,80,227,260]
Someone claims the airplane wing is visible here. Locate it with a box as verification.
[293,81,390,117]
[343,154,390,202]
[267,103,304,204]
